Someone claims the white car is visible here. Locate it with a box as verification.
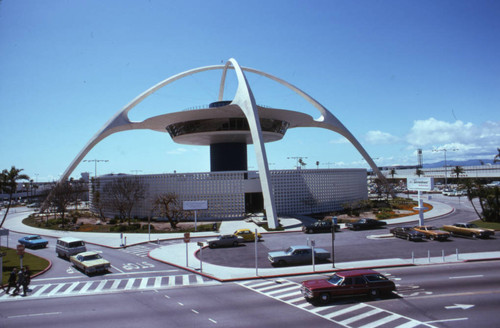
[70,251,111,275]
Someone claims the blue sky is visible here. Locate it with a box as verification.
[1,0,499,182]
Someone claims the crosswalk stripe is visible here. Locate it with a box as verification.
[339,308,382,325]
[168,276,176,286]
[358,313,401,328]
[124,278,136,290]
[327,303,367,318]
[154,276,162,288]
[47,283,65,296]
[63,282,80,294]
[110,279,121,290]
[139,278,149,289]
[95,280,107,292]
[32,284,52,297]
[268,285,299,295]
[79,281,94,294]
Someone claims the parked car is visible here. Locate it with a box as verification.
[442,223,495,239]
[233,229,262,242]
[207,234,244,248]
[70,251,111,275]
[346,218,386,230]
[389,227,424,241]
[302,221,340,233]
[268,245,330,267]
[413,226,450,241]
[18,235,48,249]
[301,269,396,304]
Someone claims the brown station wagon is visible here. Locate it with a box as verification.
[301,269,396,304]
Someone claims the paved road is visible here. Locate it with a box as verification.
[2,261,498,328]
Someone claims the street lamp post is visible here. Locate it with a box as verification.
[83,159,109,178]
[432,148,458,188]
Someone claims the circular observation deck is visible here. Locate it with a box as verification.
[164,102,291,146]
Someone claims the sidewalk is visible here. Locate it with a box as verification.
[5,199,499,282]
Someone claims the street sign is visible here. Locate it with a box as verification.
[184,232,191,243]
[407,177,434,191]
[183,200,208,210]
[17,244,25,256]
[0,229,9,236]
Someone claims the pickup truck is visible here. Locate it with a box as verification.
[442,223,495,239]
[268,245,330,267]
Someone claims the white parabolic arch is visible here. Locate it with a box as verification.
[60,58,385,229]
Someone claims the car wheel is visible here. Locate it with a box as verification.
[209,244,215,249]
[430,235,435,241]
[319,292,331,304]
[307,229,312,233]
[407,235,411,241]
[233,241,238,247]
[277,260,286,267]
[472,233,477,239]
[370,289,380,298]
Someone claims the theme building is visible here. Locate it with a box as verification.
[60,59,384,228]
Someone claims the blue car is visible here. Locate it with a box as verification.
[18,235,49,249]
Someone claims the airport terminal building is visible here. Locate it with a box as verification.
[93,168,367,220]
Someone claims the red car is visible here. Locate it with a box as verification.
[301,269,396,304]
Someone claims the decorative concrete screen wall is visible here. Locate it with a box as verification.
[90,168,367,220]
[271,169,367,215]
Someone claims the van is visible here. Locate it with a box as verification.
[56,237,87,259]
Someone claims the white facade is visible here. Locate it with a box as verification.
[91,168,367,220]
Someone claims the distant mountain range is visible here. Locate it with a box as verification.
[422,159,497,168]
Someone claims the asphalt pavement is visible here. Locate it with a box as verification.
[2,198,500,281]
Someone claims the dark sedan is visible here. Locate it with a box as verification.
[346,218,386,230]
[302,221,340,233]
[390,227,425,241]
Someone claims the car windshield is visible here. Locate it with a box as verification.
[285,247,293,253]
[468,224,478,228]
[29,236,41,240]
[83,254,101,261]
[327,274,344,285]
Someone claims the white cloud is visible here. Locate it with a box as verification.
[329,137,349,144]
[365,130,400,144]
[404,118,500,161]
[166,148,188,155]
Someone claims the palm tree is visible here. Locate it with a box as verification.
[0,166,30,228]
[390,168,396,181]
[452,166,464,184]
[494,148,500,163]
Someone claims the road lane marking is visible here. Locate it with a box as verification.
[31,284,52,297]
[8,312,61,319]
[425,317,468,324]
[209,318,217,323]
[449,275,483,279]
[111,265,125,273]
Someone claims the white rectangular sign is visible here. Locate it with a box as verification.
[183,200,208,210]
[407,177,434,191]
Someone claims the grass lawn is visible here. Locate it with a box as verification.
[1,247,51,286]
[471,220,500,231]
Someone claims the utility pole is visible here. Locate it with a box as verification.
[432,148,458,188]
[83,159,109,178]
[287,156,308,170]
[131,170,142,175]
